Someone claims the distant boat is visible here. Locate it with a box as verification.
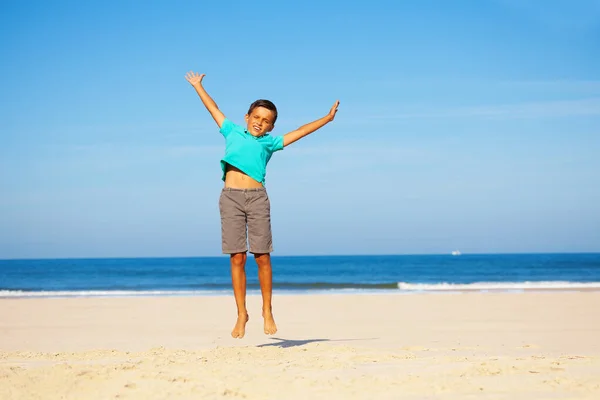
[451,250,462,256]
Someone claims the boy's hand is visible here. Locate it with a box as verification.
[283,100,340,147]
[185,70,226,127]
[185,71,205,87]
[328,100,340,121]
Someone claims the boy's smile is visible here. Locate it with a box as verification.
[245,106,275,137]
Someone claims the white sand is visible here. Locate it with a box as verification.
[1,292,599,399]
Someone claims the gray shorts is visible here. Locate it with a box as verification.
[218,187,273,254]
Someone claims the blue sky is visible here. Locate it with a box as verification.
[1,0,599,259]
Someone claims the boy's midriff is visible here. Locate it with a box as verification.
[224,164,263,189]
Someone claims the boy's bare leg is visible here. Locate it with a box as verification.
[230,252,249,338]
[254,253,277,335]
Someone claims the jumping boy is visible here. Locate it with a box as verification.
[185,71,339,338]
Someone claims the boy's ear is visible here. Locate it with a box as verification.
[244,114,249,124]
[267,123,274,132]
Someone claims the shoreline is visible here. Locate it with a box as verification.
[2,286,600,299]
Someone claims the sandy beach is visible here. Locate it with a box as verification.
[1,292,599,399]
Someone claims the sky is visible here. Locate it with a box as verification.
[1,0,599,259]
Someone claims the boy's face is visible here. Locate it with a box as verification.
[245,106,275,137]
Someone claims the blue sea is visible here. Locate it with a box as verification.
[1,253,600,298]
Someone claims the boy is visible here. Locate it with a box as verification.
[185,70,339,338]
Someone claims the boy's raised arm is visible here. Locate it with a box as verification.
[283,100,339,147]
[185,71,226,128]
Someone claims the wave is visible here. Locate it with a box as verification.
[0,283,400,298]
[397,281,600,291]
[273,282,400,290]
[0,290,230,298]
[2,281,599,298]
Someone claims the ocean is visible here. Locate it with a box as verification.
[1,253,599,298]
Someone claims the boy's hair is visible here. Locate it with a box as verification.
[248,99,278,124]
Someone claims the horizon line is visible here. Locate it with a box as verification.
[2,250,599,262]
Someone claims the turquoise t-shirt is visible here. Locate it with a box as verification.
[219,118,284,184]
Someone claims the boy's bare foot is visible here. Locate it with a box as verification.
[262,309,277,335]
[231,313,249,338]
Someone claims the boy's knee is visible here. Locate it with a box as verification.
[230,252,247,267]
[253,253,271,267]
